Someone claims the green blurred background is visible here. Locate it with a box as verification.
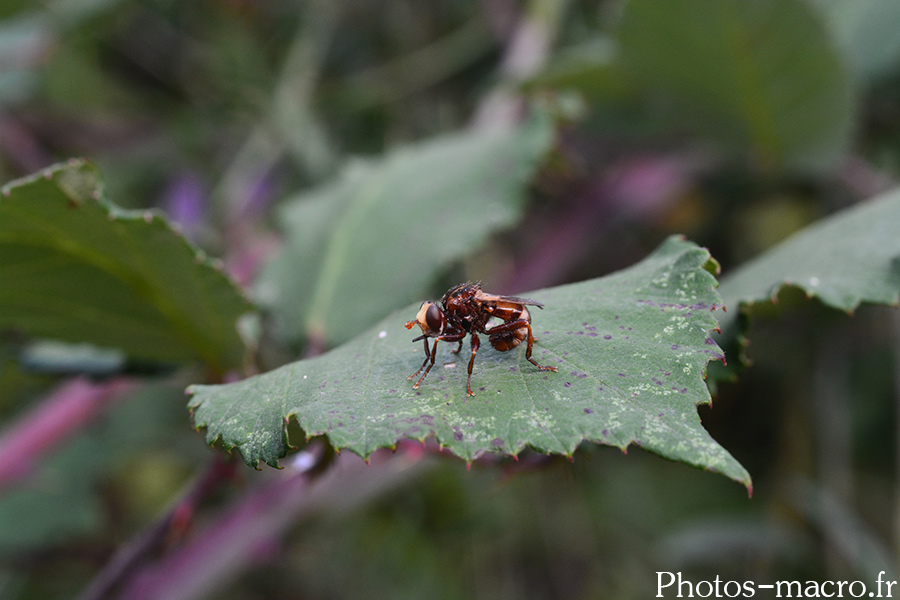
[1,0,900,598]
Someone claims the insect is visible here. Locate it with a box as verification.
[404,282,558,396]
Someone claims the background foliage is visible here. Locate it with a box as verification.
[1,1,900,599]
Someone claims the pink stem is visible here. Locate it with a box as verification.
[0,377,133,494]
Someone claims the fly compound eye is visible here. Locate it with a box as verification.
[414,302,444,335]
[424,303,445,333]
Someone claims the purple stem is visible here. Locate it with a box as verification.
[499,152,699,293]
[76,456,238,600]
[110,448,426,600]
[0,377,133,495]
[162,172,207,240]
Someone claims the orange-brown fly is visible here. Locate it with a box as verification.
[404,283,558,396]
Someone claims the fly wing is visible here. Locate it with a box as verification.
[474,290,545,309]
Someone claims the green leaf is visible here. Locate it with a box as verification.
[191,236,750,488]
[256,115,555,348]
[815,0,900,83]
[0,159,252,372]
[528,37,636,104]
[717,187,900,331]
[0,15,46,105]
[617,0,854,167]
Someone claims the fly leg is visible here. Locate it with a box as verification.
[466,332,480,396]
[409,332,467,391]
[408,338,437,385]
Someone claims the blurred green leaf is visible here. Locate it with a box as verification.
[18,340,125,376]
[0,1,126,106]
[0,160,252,372]
[718,187,900,324]
[192,236,749,488]
[816,0,900,83]
[527,37,636,104]
[0,15,50,104]
[257,115,555,348]
[618,0,854,167]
